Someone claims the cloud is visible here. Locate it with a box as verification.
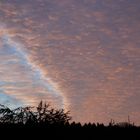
[0,0,140,124]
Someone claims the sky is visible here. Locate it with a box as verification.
[0,0,140,124]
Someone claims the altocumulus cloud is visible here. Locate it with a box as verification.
[0,0,140,124]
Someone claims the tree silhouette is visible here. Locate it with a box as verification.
[0,101,71,126]
[0,102,139,130]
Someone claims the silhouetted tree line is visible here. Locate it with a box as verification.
[0,101,139,129]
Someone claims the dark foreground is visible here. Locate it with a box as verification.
[0,102,140,138]
[0,124,140,139]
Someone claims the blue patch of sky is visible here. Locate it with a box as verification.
[1,35,62,96]
[0,90,23,108]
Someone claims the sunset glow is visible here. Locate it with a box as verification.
[0,0,140,124]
